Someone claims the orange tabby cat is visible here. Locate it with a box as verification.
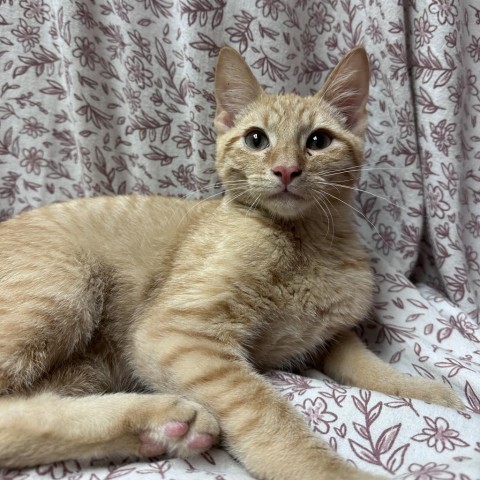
[0,47,461,480]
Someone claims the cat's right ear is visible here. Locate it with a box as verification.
[215,47,263,133]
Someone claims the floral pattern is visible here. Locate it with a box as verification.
[0,0,479,479]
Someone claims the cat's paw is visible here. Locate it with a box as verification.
[394,377,463,409]
[137,398,220,459]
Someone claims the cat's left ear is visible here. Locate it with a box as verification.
[215,47,263,133]
[317,46,370,137]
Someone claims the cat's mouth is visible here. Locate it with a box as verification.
[269,191,304,201]
[263,189,311,218]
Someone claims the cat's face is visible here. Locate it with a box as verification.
[214,47,369,220]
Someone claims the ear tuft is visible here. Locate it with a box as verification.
[318,46,370,136]
[215,47,263,133]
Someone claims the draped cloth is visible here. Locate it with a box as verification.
[0,1,479,478]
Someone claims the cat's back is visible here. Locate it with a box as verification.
[0,195,219,279]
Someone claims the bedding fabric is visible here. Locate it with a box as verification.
[0,0,479,478]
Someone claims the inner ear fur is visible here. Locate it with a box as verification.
[214,47,263,133]
[317,46,370,137]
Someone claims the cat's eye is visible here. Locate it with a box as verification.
[306,130,332,151]
[244,130,269,150]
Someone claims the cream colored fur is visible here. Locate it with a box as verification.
[0,47,461,480]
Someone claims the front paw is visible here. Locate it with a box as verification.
[393,377,463,409]
[134,397,220,459]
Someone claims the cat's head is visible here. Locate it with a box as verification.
[214,46,369,220]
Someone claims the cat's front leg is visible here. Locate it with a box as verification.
[322,330,463,409]
[132,315,386,480]
[0,392,219,468]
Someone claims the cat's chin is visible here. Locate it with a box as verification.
[262,192,312,220]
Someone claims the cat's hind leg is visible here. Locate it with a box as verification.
[0,246,109,393]
[0,391,220,468]
[322,330,463,409]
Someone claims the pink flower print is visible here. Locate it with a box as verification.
[11,18,40,52]
[123,86,141,113]
[113,0,133,23]
[434,222,450,239]
[366,17,383,44]
[297,397,337,434]
[373,223,396,255]
[406,461,455,480]
[73,2,97,29]
[125,56,153,89]
[20,147,48,175]
[445,30,457,48]
[450,313,480,342]
[412,417,469,453]
[20,117,48,138]
[325,33,338,51]
[413,11,437,48]
[466,214,480,238]
[425,185,449,219]
[133,178,152,195]
[73,37,99,70]
[307,2,334,35]
[396,102,415,138]
[300,28,317,56]
[466,69,479,96]
[428,0,458,25]
[467,35,480,62]
[368,53,381,87]
[429,120,456,156]
[19,0,50,24]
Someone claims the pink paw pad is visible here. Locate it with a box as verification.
[187,433,214,450]
[138,432,167,457]
[164,421,189,438]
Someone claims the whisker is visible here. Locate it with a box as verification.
[313,179,410,214]
[245,193,263,222]
[319,189,383,239]
[311,193,333,246]
[320,165,404,178]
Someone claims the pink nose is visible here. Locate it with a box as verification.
[272,165,302,186]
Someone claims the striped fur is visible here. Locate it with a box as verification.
[0,47,460,479]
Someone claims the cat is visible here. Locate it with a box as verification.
[0,46,462,480]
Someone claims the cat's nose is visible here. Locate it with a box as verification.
[271,165,302,186]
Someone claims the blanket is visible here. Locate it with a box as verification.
[0,1,479,478]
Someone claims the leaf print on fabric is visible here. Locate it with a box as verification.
[137,0,173,19]
[412,417,469,453]
[349,391,409,474]
[180,0,225,28]
[35,460,81,479]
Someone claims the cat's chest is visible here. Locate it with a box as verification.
[242,248,373,371]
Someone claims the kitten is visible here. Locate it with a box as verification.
[0,46,461,480]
